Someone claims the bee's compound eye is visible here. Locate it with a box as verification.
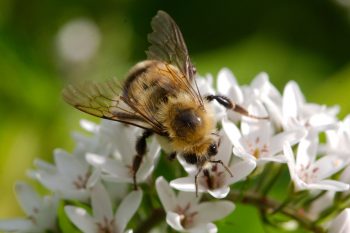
[208,143,218,156]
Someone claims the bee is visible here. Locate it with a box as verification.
[62,10,267,195]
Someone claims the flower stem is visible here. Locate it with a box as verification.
[225,191,326,233]
[134,208,165,233]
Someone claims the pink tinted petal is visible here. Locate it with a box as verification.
[156,177,177,211]
[116,190,142,233]
[65,206,96,233]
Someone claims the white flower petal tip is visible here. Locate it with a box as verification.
[208,187,230,199]
[65,206,95,233]
[217,68,237,95]
[79,119,98,133]
[170,178,197,193]
[86,153,106,166]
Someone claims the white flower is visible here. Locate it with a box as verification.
[31,148,99,201]
[65,183,142,233]
[328,208,350,233]
[323,115,350,158]
[0,182,58,233]
[195,73,227,120]
[222,117,304,164]
[86,137,160,184]
[216,69,271,123]
[156,177,235,233]
[284,140,349,191]
[282,81,339,133]
[170,131,256,198]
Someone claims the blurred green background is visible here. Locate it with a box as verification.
[0,0,350,232]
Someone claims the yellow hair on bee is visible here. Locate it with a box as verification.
[158,92,216,155]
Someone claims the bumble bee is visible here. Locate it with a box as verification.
[63,10,267,195]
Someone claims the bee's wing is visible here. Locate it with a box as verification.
[62,79,165,135]
[146,10,196,81]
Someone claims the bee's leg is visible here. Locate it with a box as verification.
[205,95,268,120]
[167,151,177,161]
[133,130,153,190]
[183,153,202,196]
[210,160,233,177]
[194,166,203,197]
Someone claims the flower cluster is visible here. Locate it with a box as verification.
[1,68,350,233]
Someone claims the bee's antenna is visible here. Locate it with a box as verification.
[210,160,233,177]
[233,104,269,120]
[205,95,269,120]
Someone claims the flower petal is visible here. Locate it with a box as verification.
[156,177,178,211]
[195,201,235,224]
[217,68,237,96]
[227,158,256,184]
[166,211,185,231]
[170,177,198,193]
[307,180,349,191]
[222,118,244,152]
[189,222,218,233]
[65,206,96,233]
[328,208,350,233]
[91,182,113,221]
[269,129,305,156]
[14,182,42,215]
[208,187,230,199]
[0,219,32,231]
[54,149,88,180]
[314,155,347,181]
[86,153,130,179]
[115,190,143,233]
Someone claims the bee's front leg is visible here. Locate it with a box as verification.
[205,94,268,120]
[133,130,153,190]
